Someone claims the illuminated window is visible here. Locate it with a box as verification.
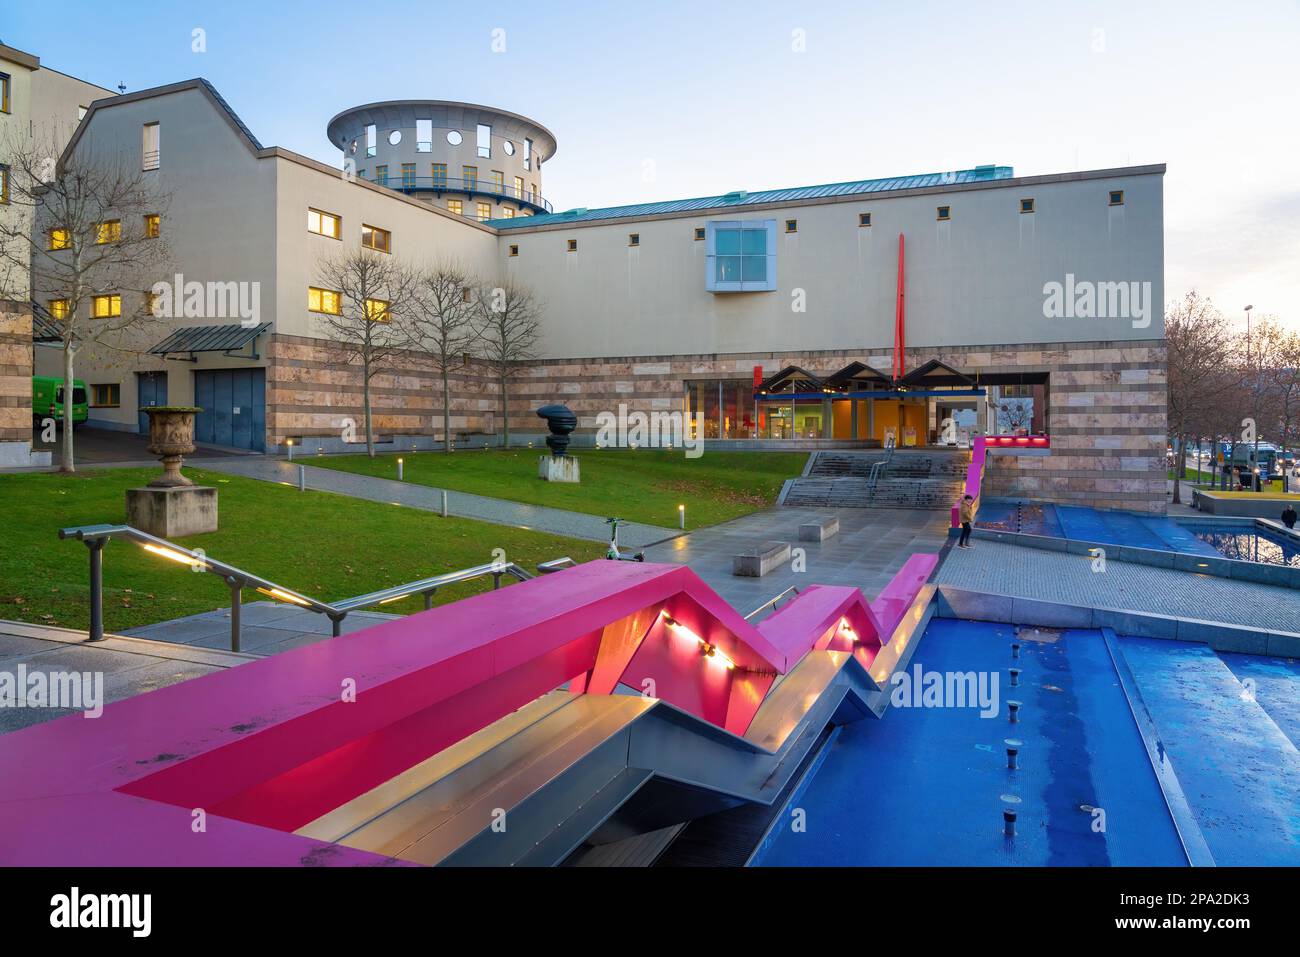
[567,239,577,252]
[461,288,472,303]
[144,213,161,238]
[463,165,477,190]
[1109,190,1124,206]
[374,165,388,185]
[142,122,160,170]
[146,291,162,316]
[398,164,413,188]
[936,205,951,221]
[0,73,10,114]
[91,383,120,407]
[500,208,514,219]
[48,299,71,321]
[362,224,391,253]
[364,298,391,323]
[859,212,871,227]
[307,208,341,239]
[95,220,122,244]
[477,123,491,158]
[476,202,491,222]
[1020,198,1034,214]
[49,227,72,250]
[530,182,537,201]
[513,175,524,199]
[432,163,447,188]
[308,287,342,315]
[509,244,519,257]
[447,199,463,215]
[416,119,432,152]
[628,233,639,246]
[0,165,8,204]
[91,294,121,318]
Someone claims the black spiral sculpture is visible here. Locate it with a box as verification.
[536,404,577,457]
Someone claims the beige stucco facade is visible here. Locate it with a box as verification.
[32,76,1167,511]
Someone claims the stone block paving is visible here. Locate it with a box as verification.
[195,457,675,548]
[119,602,399,654]
[936,540,1300,633]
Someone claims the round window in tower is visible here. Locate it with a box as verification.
[502,140,515,156]
[388,130,402,145]
[447,130,463,145]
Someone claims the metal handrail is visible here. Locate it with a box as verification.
[744,585,801,621]
[537,557,578,574]
[866,439,896,502]
[363,174,553,213]
[59,524,551,652]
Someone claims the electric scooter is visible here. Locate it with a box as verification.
[605,517,645,562]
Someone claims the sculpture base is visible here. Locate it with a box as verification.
[126,486,219,538]
[538,455,580,483]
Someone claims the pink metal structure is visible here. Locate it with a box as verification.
[0,557,936,866]
[950,434,1052,527]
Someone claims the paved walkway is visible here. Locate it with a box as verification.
[641,505,952,613]
[936,539,1300,633]
[193,457,676,547]
[0,619,248,733]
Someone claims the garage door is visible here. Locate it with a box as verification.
[194,369,266,452]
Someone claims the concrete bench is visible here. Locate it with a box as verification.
[798,516,840,542]
[733,541,791,578]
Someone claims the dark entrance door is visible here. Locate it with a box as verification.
[136,372,168,433]
[194,368,266,452]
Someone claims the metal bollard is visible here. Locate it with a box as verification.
[1009,667,1021,687]
[298,464,305,492]
[441,489,448,517]
[1008,700,1021,723]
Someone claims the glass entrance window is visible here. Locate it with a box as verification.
[686,379,755,440]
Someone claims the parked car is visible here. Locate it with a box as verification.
[32,376,88,427]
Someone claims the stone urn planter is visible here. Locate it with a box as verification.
[143,406,202,488]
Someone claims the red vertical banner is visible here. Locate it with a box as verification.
[894,233,906,381]
[753,366,765,435]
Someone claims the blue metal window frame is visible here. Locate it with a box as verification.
[705,219,777,293]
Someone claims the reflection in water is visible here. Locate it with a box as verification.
[1189,526,1300,567]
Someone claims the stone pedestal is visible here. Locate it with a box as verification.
[126,486,219,537]
[539,455,580,483]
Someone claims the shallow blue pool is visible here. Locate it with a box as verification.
[1184,523,1300,567]
[755,619,1300,867]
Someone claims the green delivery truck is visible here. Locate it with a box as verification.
[32,376,88,427]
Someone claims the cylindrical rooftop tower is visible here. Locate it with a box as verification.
[326,100,557,219]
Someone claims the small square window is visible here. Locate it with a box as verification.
[936,206,951,221]
[567,239,577,252]
[1020,198,1034,214]
[1109,190,1124,206]
[858,213,871,227]
[91,383,120,408]
[784,219,797,233]
[628,233,640,246]
[694,227,705,241]
[509,244,519,257]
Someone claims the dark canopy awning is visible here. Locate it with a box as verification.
[149,322,271,356]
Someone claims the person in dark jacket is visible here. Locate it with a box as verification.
[1282,505,1298,530]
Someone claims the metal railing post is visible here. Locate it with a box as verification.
[86,539,105,642]
[227,576,242,653]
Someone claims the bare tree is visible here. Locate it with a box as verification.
[1238,315,1287,490]
[1274,331,1300,491]
[475,280,542,449]
[996,397,1033,432]
[0,131,173,471]
[312,248,417,457]
[1165,292,1237,503]
[408,261,480,452]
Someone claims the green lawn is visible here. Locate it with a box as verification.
[307,448,810,528]
[0,468,603,633]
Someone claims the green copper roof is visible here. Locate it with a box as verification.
[488,165,1013,228]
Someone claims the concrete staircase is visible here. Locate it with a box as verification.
[784,450,969,510]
